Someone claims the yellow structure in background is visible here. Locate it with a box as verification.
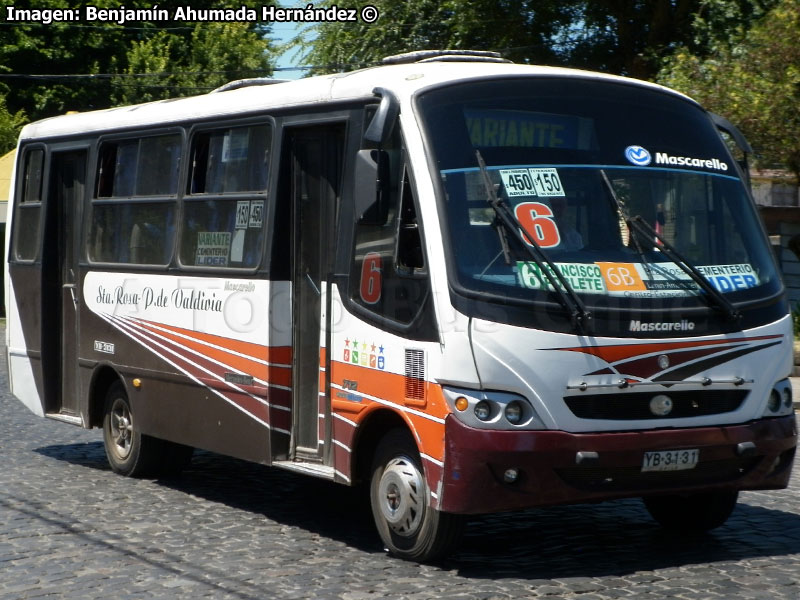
[0,149,15,223]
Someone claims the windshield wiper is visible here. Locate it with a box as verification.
[599,171,654,280]
[475,150,592,332]
[628,215,741,321]
[599,171,740,321]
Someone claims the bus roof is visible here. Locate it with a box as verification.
[19,61,693,141]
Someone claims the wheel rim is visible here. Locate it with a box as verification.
[108,397,133,460]
[377,455,425,537]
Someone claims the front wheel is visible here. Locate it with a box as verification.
[370,429,465,561]
[643,490,739,532]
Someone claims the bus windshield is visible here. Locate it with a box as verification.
[416,78,781,311]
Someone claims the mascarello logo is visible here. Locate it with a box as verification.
[625,145,651,166]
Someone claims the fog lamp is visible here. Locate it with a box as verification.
[503,468,519,483]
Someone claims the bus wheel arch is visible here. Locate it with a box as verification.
[88,365,123,429]
[91,368,192,477]
[352,408,410,487]
[352,410,465,561]
[368,427,465,561]
[101,379,162,476]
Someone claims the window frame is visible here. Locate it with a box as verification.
[11,144,47,264]
[177,117,275,272]
[94,130,183,199]
[345,130,437,338]
[86,128,184,268]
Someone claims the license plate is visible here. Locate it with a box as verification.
[642,449,699,472]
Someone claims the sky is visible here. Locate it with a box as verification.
[270,1,315,80]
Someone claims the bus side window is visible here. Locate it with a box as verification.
[180,123,271,268]
[12,148,45,261]
[349,131,429,326]
[396,169,424,273]
[88,134,180,265]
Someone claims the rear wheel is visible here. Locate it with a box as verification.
[102,381,174,477]
[369,429,464,561]
[643,490,739,531]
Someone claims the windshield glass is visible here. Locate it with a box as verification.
[416,78,780,309]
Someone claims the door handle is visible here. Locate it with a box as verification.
[66,285,77,307]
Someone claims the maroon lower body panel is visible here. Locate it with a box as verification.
[440,416,797,514]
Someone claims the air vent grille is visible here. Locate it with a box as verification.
[404,349,425,401]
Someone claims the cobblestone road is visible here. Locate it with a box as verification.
[2,366,799,599]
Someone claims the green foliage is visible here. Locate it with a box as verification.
[565,0,700,79]
[300,0,572,74]
[793,303,800,338]
[0,0,275,121]
[113,22,273,104]
[689,0,778,50]
[299,0,774,80]
[0,94,26,153]
[659,0,800,179]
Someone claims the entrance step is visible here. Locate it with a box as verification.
[45,412,83,426]
[272,460,335,480]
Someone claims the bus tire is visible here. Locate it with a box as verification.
[102,381,161,477]
[643,490,739,532]
[369,429,464,561]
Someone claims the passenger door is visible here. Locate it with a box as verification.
[287,124,345,462]
[41,150,86,418]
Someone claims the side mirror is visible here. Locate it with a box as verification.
[364,87,399,145]
[354,149,390,225]
[710,112,753,188]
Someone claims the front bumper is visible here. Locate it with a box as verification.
[439,415,797,514]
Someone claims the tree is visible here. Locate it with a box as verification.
[113,22,273,105]
[301,0,574,74]
[658,0,800,179]
[564,0,698,79]
[300,0,776,80]
[567,0,780,79]
[0,94,26,154]
[0,0,275,121]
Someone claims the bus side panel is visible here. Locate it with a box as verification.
[327,286,452,503]
[80,271,289,465]
[7,263,46,416]
[127,377,273,465]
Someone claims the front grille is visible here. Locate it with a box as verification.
[555,457,759,492]
[564,389,748,420]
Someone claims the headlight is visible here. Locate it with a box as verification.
[442,387,545,430]
[768,390,781,413]
[474,401,492,421]
[505,401,523,424]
